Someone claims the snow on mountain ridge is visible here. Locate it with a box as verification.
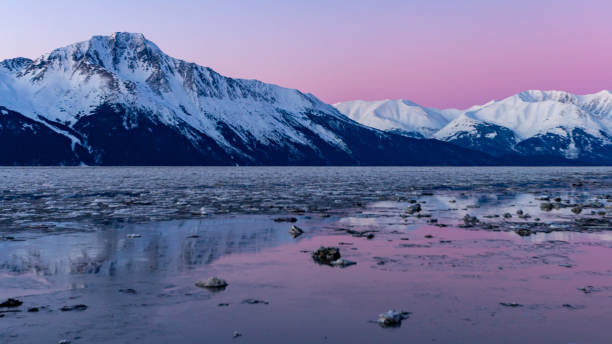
[0,32,353,154]
[335,90,612,161]
[335,90,612,141]
[333,99,460,138]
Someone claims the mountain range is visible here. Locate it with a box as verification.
[0,32,497,166]
[0,32,609,165]
[335,90,612,162]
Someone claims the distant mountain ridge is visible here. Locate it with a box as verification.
[0,32,494,166]
[334,90,612,162]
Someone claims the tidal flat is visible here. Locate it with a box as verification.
[1,167,612,343]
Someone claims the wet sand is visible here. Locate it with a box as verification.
[2,191,612,343]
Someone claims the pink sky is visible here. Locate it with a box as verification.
[1,0,611,109]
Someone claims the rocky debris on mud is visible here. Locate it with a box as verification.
[331,258,357,267]
[58,340,71,344]
[574,218,612,232]
[516,228,532,237]
[462,214,480,227]
[571,206,583,214]
[27,307,39,312]
[119,288,137,294]
[312,246,341,264]
[339,228,378,239]
[196,277,228,290]
[0,299,23,308]
[406,203,422,215]
[516,209,524,216]
[274,217,297,223]
[499,302,523,307]
[540,202,554,211]
[242,299,269,305]
[503,213,512,219]
[578,286,597,294]
[377,310,411,327]
[289,225,304,238]
[0,236,20,241]
[233,331,242,338]
[126,233,141,238]
[60,304,88,312]
[218,303,230,307]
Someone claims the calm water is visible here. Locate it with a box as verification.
[1,167,612,343]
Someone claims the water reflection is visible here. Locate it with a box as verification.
[0,216,309,296]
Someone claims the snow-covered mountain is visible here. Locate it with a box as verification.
[335,90,612,162]
[333,99,460,138]
[0,32,492,165]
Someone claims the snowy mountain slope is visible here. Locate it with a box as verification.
[333,99,460,138]
[335,90,612,162]
[0,32,494,165]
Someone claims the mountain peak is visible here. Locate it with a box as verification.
[517,90,576,104]
[109,32,147,42]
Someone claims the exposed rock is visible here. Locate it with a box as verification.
[540,202,553,211]
[274,217,297,223]
[0,298,23,308]
[571,206,582,214]
[196,277,228,290]
[289,225,304,238]
[500,302,523,307]
[516,228,532,237]
[60,304,88,312]
[516,209,524,215]
[312,247,341,264]
[377,310,411,327]
[562,304,584,310]
[242,299,269,305]
[578,286,597,294]
[218,303,230,307]
[126,233,141,238]
[463,214,479,226]
[27,307,39,312]
[233,331,242,338]
[503,213,512,219]
[331,258,357,267]
[406,203,422,215]
[119,288,137,294]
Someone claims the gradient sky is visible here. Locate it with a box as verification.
[2,0,611,109]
